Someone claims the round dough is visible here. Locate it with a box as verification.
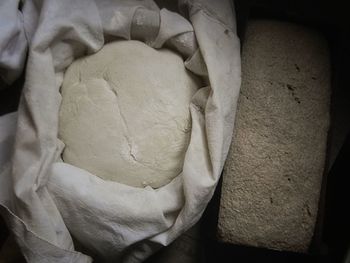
[59,40,199,188]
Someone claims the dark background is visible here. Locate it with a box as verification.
[199,1,350,262]
[1,0,350,262]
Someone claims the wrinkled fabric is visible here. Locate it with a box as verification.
[0,0,241,262]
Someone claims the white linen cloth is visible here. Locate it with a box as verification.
[0,0,241,262]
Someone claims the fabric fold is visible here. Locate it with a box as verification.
[0,0,28,85]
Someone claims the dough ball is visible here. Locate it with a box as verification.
[59,40,200,188]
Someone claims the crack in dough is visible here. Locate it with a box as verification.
[59,40,200,188]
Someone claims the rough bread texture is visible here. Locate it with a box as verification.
[59,40,199,188]
[217,20,331,252]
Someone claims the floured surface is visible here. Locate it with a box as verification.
[59,40,199,188]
